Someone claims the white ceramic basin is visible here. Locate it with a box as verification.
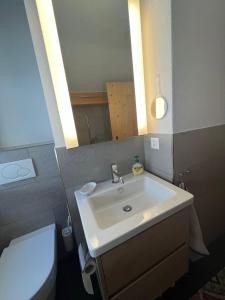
[75,172,193,257]
[89,176,176,229]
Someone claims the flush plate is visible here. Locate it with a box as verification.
[0,159,36,185]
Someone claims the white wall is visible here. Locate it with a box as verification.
[172,0,225,133]
[141,0,173,134]
[0,0,52,148]
[52,0,133,91]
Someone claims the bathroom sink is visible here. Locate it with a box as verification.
[75,171,193,257]
[89,177,176,229]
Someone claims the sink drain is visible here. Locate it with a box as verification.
[123,205,132,212]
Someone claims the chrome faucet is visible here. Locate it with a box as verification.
[111,163,124,184]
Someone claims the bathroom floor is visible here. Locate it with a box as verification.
[56,234,225,300]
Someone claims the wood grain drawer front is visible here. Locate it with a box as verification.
[100,209,188,296]
[111,245,189,300]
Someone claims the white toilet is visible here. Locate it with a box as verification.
[0,224,57,300]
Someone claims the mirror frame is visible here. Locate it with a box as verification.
[25,0,148,149]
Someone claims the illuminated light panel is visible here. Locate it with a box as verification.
[128,0,148,135]
[36,0,78,148]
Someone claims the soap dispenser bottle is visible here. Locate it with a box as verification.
[132,155,144,176]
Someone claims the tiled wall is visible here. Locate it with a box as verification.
[174,124,225,245]
[55,136,145,243]
[0,143,68,255]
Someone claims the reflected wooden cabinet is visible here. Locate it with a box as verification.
[70,82,138,145]
[95,209,189,300]
[106,82,138,140]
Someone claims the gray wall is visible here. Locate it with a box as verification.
[53,0,133,91]
[0,143,68,256]
[144,133,173,182]
[172,0,225,244]
[172,0,225,133]
[174,125,225,244]
[0,0,52,148]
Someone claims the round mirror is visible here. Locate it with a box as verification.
[151,96,168,119]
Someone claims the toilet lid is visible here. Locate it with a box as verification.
[0,225,55,300]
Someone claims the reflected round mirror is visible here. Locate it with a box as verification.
[151,97,168,120]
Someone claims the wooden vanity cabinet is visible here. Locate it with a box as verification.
[95,208,189,300]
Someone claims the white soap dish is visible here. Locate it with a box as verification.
[79,182,96,196]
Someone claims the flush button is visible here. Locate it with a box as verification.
[0,159,36,185]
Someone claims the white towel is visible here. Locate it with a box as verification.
[189,204,209,256]
[178,182,209,256]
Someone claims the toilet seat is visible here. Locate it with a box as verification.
[0,224,56,300]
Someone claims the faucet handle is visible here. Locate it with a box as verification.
[111,163,120,183]
[111,163,118,172]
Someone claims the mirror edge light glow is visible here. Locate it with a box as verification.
[128,0,148,135]
[35,0,78,149]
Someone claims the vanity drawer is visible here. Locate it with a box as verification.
[111,244,189,300]
[100,209,188,296]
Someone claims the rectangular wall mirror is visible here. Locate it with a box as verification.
[50,0,146,146]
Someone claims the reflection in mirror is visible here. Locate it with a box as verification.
[52,0,138,145]
[151,97,168,120]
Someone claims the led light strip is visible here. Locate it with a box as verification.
[128,0,148,135]
[36,0,78,148]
